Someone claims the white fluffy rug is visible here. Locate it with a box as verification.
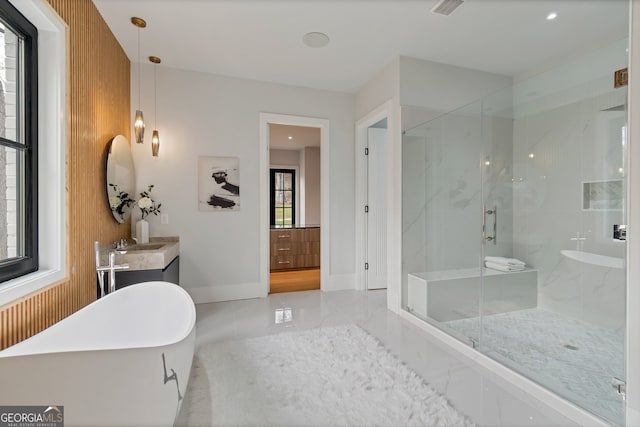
[177,325,474,426]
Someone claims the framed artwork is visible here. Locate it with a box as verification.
[198,156,240,211]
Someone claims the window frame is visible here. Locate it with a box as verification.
[0,0,38,283]
[270,168,296,226]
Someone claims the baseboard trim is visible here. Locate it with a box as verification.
[323,273,355,291]
[188,273,356,303]
[186,282,264,304]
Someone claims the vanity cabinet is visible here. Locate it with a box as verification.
[97,237,181,292]
[115,256,180,289]
[270,227,320,270]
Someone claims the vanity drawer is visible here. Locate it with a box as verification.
[270,254,320,270]
[271,229,304,242]
[271,241,320,255]
[270,255,296,270]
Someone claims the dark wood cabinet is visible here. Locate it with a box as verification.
[270,228,320,270]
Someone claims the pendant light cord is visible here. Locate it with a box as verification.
[137,27,141,109]
[154,64,158,127]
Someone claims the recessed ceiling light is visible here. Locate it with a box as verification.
[288,136,293,140]
[303,32,330,48]
[546,12,558,20]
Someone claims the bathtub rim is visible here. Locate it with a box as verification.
[0,281,196,357]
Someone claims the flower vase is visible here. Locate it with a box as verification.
[136,219,149,244]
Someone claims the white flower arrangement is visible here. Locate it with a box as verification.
[137,184,162,220]
[108,183,135,219]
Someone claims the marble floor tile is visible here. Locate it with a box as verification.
[188,290,580,426]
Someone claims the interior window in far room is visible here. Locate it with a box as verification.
[270,169,295,226]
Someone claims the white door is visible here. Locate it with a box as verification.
[366,127,387,289]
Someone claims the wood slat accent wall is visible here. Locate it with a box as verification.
[0,0,131,350]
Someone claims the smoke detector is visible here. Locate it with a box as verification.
[431,0,464,16]
[303,32,330,48]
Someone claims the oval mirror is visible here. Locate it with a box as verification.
[106,135,135,223]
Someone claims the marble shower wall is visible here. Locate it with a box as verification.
[512,89,627,330]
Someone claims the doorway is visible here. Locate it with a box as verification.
[259,113,330,296]
[268,125,320,293]
[364,121,388,290]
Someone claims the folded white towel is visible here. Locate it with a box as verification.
[485,256,526,266]
[485,261,525,272]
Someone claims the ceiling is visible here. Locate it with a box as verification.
[93,0,629,94]
[269,124,321,150]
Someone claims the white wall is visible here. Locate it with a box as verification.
[355,57,400,119]
[131,65,354,302]
[399,56,513,114]
[301,146,321,225]
[269,148,299,166]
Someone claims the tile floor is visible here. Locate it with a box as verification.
[183,289,580,426]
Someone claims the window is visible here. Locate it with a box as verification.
[0,1,37,283]
[270,169,295,226]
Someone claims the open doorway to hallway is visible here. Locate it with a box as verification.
[260,113,331,296]
[268,124,321,293]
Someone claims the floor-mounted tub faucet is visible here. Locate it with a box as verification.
[570,232,587,251]
[95,241,130,297]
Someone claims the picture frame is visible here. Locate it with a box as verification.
[198,156,240,211]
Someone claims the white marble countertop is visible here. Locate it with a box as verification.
[100,236,179,271]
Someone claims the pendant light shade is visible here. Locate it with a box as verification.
[152,130,160,156]
[149,55,161,157]
[131,17,146,144]
[134,110,145,144]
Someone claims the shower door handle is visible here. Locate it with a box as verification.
[483,205,497,245]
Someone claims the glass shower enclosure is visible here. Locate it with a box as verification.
[402,39,629,425]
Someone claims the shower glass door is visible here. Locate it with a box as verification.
[477,67,628,425]
[402,101,483,347]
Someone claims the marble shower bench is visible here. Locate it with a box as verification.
[407,267,537,322]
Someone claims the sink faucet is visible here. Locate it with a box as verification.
[95,241,130,297]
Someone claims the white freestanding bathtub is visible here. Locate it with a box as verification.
[0,281,196,427]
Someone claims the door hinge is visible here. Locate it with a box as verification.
[365,262,369,270]
[365,205,369,213]
[365,147,369,155]
[612,377,626,400]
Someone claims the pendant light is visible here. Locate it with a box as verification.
[149,56,161,157]
[131,17,146,144]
